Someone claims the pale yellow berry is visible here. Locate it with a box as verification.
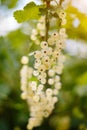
[34,59,41,69]
[38,84,44,90]
[61,19,67,25]
[21,92,27,99]
[34,63,39,69]
[55,75,60,82]
[32,29,38,35]
[46,88,53,96]
[30,81,37,91]
[38,75,42,81]
[38,64,46,72]
[36,90,41,95]
[37,23,45,30]
[48,69,55,77]
[35,39,40,45]
[48,78,54,85]
[27,123,33,130]
[31,34,37,41]
[52,32,59,39]
[41,72,47,78]
[42,56,50,64]
[41,78,46,84]
[21,85,27,91]
[59,28,66,35]
[58,55,66,63]
[33,70,39,76]
[40,41,48,49]
[20,65,28,76]
[48,47,53,55]
[58,10,66,19]
[52,96,58,103]
[53,89,59,95]
[38,75,46,84]
[34,51,42,59]
[45,62,51,70]
[35,59,41,65]
[48,37,55,45]
[31,85,37,91]
[41,49,48,56]
[33,95,40,102]
[55,82,61,90]
[56,66,63,74]
[40,30,45,36]
[52,50,60,59]
[37,23,42,29]
[21,56,29,64]
[31,81,37,86]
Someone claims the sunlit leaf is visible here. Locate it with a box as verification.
[14,2,43,23]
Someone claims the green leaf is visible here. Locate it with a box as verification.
[39,8,46,15]
[23,2,36,10]
[14,2,43,23]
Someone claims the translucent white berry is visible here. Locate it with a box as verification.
[55,76,60,82]
[33,95,40,102]
[52,96,58,103]
[38,84,44,90]
[21,92,27,99]
[48,69,55,77]
[34,51,42,59]
[41,78,46,84]
[54,82,61,90]
[21,56,29,64]
[33,70,39,76]
[46,88,53,96]
[40,41,48,49]
[48,78,54,85]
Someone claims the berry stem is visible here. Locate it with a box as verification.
[45,0,50,41]
[59,0,64,5]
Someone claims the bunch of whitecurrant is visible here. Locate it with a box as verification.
[20,5,67,130]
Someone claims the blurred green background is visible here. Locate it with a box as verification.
[0,0,87,130]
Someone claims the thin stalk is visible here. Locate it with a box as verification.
[59,0,64,5]
[45,0,50,41]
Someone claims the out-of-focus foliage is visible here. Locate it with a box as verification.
[66,6,87,41]
[0,2,87,130]
[1,0,18,8]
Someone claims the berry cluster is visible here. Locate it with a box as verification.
[20,1,67,130]
[33,29,66,85]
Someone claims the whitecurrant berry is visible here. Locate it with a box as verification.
[21,56,29,64]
